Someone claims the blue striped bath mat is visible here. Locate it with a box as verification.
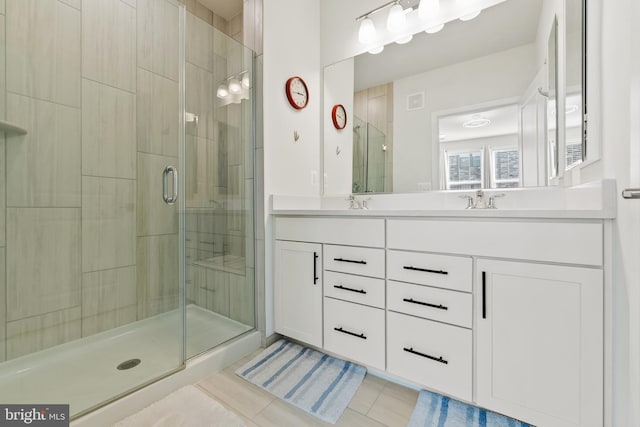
[408,389,535,427]
[235,340,366,424]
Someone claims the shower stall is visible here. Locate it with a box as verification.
[0,0,256,418]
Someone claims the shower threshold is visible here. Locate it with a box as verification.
[0,305,252,418]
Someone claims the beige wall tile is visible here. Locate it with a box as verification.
[59,0,80,10]
[137,234,179,318]
[82,266,137,336]
[204,269,229,316]
[0,135,4,247]
[82,0,136,92]
[137,68,179,157]
[6,94,81,207]
[7,208,81,320]
[229,13,242,43]
[229,269,254,326]
[0,248,5,361]
[82,177,136,272]
[6,306,81,360]
[82,79,136,179]
[211,12,227,34]
[187,12,213,72]
[122,0,136,8]
[186,64,214,140]
[137,152,178,236]
[0,16,5,120]
[137,0,179,81]
[6,0,81,107]
[0,0,4,14]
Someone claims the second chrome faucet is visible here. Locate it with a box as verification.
[460,190,505,209]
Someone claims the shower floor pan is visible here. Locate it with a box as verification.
[0,305,252,417]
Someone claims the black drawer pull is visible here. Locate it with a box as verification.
[334,327,367,340]
[403,298,448,310]
[313,252,319,285]
[334,257,367,265]
[403,347,448,364]
[334,284,366,294]
[403,266,448,275]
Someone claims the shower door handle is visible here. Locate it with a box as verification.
[163,165,178,205]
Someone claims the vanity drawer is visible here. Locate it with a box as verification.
[324,245,385,278]
[387,311,472,401]
[324,298,385,370]
[387,250,472,292]
[387,280,472,328]
[324,271,385,309]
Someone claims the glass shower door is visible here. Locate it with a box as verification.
[0,0,186,417]
[183,12,256,359]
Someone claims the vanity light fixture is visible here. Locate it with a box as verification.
[369,45,385,54]
[228,78,241,94]
[216,84,229,99]
[217,71,251,104]
[457,0,481,21]
[463,114,491,128]
[396,34,413,44]
[387,3,407,32]
[418,0,440,21]
[358,17,377,44]
[425,23,445,33]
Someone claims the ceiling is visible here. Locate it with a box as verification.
[198,0,243,21]
[439,104,519,142]
[355,0,543,91]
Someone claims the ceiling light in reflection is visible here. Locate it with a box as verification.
[425,23,445,34]
[369,45,385,54]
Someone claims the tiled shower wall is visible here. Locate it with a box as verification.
[0,0,251,362]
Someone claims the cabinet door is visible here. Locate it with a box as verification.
[274,240,323,347]
[476,259,603,427]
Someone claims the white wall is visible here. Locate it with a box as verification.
[323,58,355,195]
[599,0,640,425]
[393,44,537,193]
[263,0,322,335]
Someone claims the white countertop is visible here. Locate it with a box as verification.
[270,180,617,220]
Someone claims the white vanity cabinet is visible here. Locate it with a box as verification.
[274,240,323,347]
[273,215,606,427]
[476,260,603,427]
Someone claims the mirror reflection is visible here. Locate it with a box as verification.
[323,0,585,194]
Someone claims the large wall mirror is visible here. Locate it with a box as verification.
[322,0,586,195]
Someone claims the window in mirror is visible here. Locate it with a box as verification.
[445,150,484,190]
[491,148,520,188]
[438,103,520,190]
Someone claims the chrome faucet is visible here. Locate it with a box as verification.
[460,190,506,209]
[346,194,361,209]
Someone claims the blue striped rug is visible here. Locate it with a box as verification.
[235,340,366,424]
[408,389,535,427]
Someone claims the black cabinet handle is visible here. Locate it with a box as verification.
[403,347,448,364]
[482,271,486,319]
[334,327,366,339]
[403,266,448,275]
[334,284,366,294]
[403,298,448,310]
[334,257,367,265]
[313,252,319,285]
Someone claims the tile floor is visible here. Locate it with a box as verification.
[195,349,420,427]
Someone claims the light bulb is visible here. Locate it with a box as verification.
[216,84,228,98]
[395,34,413,45]
[387,4,406,33]
[460,10,481,21]
[369,46,384,54]
[228,78,241,94]
[358,18,376,44]
[425,23,445,33]
[241,74,250,89]
[418,0,440,21]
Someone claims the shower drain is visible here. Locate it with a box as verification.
[117,358,141,370]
